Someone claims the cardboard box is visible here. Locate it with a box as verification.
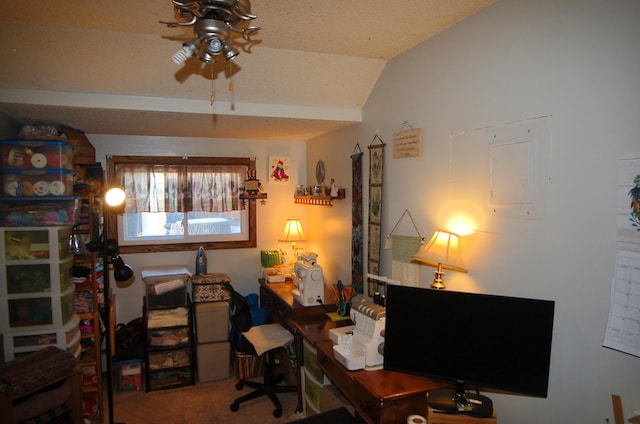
[195,301,229,343]
[197,341,230,382]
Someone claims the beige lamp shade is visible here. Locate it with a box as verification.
[412,229,467,273]
[279,219,306,243]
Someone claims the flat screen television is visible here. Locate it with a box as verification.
[383,285,555,417]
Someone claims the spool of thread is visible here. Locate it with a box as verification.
[153,279,184,295]
[30,153,47,168]
[407,415,426,424]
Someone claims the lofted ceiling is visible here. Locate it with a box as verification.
[0,0,495,141]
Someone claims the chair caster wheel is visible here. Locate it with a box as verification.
[230,402,239,412]
[273,408,282,418]
[235,382,244,390]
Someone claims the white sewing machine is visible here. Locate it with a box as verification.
[291,253,324,307]
[331,300,386,370]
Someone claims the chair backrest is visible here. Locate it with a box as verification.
[225,283,253,352]
[226,283,252,332]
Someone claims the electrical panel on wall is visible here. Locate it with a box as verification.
[450,115,552,224]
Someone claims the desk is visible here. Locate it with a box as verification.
[259,279,445,424]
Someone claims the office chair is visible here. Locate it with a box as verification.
[226,284,297,418]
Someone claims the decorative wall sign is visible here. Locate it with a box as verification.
[393,128,422,158]
[368,135,385,297]
[269,156,290,183]
[351,146,364,294]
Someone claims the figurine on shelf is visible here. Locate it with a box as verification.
[244,169,263,194]
[240,170,267,205]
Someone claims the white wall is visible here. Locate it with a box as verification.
[91,135,308,323]
[309,0,640,422]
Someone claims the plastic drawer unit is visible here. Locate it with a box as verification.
[2,313,80,361]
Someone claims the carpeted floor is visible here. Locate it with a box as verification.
[109,377,301,424]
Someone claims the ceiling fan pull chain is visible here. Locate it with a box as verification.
[210,62,216,104]
[228,61,234,92]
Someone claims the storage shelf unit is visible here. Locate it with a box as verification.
[1,226,80,362]
[143,297,196,391]
[72,193,104,421]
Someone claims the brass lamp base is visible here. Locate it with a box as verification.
[430,264,446,290]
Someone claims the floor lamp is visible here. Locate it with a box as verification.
[101,187,132,424]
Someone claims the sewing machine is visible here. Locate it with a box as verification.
[331,300,386,370]
[291,253,324,307]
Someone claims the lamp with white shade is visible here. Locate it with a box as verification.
[412,229,467,290]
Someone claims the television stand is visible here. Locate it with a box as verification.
[428,386,494,419]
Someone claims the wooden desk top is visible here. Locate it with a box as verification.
[259,279,443,394]
[259,278,448,423]
[315,339,443,402]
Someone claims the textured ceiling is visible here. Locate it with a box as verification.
[0,0,495,140]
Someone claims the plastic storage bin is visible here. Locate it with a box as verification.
[142,266,190,309]
[0,284,76,331]
[1,197,80,227]
[2,256,73,296]
[1,226,73,262]
[148,347,192,370]
[113,359,144,392]
[2,169,74,197]
[1,313,80,361]
[1,139,75,170]
[147,327,190,348]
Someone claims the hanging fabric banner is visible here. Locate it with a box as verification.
[367,136,385,297]
[351,146,364,294]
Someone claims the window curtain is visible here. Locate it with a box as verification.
[116,164,245,213]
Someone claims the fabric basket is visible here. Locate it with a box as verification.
[192,273,231,303]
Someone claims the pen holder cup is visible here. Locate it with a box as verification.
[337,300,351,317]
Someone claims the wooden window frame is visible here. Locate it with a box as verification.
[106,155,256,254]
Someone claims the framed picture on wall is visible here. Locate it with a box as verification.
[269,156,290,183]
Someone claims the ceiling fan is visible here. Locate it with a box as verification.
[160,0,260,65]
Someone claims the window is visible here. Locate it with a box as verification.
[106,156,256,254]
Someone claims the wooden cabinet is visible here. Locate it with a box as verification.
[72,194,103,421]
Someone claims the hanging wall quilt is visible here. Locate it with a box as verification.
[367,137,385,297]
[351,146,364,294]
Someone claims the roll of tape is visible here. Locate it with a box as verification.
[407,415,427,424]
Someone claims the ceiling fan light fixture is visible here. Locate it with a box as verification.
[163,0,259,67]
[206,36,224,55]
[172,39,200,65]
[222,43,239,61]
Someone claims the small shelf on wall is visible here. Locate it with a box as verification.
[240,192,268,201]
[294,188,345,206]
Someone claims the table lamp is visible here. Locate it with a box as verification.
[412,229,467,290]
[278,219,306,254]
